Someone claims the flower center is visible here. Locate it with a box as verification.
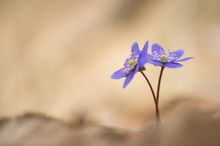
[128,59,137,68]
[122,55,139,74]
[160,56,169,62]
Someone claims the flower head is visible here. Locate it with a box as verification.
[111,41,149,88]
[148,43,193,68]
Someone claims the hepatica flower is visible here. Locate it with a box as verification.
[111,40,193,126]
[111,41,149,88]
[148,43,193,68]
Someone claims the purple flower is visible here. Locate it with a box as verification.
[111,41,149,88]
[148,43,193,68]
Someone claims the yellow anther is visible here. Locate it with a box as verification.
[128,59,136,68]
[160,56,169,62]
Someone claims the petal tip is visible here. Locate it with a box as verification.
[151,43,164,54]
[131,42,140,54]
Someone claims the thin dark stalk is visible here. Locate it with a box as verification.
[154,66,165,124]
[140,71,160,124]
[156,66,165,106]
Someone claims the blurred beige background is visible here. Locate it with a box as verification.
[0,0,219,129]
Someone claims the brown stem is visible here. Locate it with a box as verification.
[156,66,165,105]
[140,71,160,125]
[155,66,165,124]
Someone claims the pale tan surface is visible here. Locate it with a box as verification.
[0,0,219,129]
[0,98,220,146]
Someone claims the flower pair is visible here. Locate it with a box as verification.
[111,41,192,88]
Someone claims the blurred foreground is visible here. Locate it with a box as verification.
[1,97,220,146]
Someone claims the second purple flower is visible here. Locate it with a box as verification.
[148,43,193,68]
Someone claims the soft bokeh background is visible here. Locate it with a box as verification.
[0,0,220,129]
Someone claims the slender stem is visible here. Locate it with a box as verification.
[154,66,165,125]
[140,71,160,125]
[156,67,165,106]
